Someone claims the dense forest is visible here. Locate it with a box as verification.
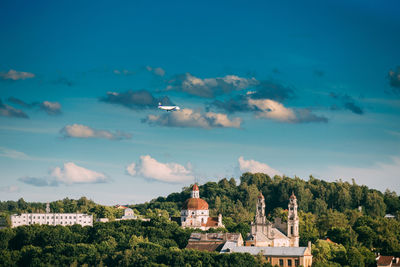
[1,173,400,266]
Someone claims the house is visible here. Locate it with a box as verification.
[377,256,400,267]
[11,203,93,227]
[186,232,243,252]
[115,208,138,221]
[114,205,128,209]
[96,218,109,223]
[221,241,313,267]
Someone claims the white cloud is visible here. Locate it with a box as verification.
[51,162,107,185]
[0,99,29,118]
[146,66,165,76]
[19,162,108,187]
[238,156,282,177]
[0,69,35,80]
[248,98,296,122]
[167,73,258,98]
[113,69,135,75]
[144,108,241,129]
[60,124,131,140]
[126,155,194,183]
[0,147,30,160]
[41,101,61,115]
[126,162,136,176]
[6,97,62,116]
[0,185,20,193]
[247,98,328,123]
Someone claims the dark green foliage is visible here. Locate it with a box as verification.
[0,218,263,266]
[1,173,400,266]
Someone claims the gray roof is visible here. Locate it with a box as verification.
[220,241,308,256]
[189,232,241,242]
[249,228,290,242]
[385,214,395,218]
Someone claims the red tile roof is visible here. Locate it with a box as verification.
[182,198,209,210]
[377,256,394,266]
[204,217,219,227]
[325,238,336,244]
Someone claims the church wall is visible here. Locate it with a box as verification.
[273,217,288,235]
[268,256,312,267]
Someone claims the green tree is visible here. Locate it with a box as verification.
[347,246,365,267]
[299,212,319,245]
[384,190,400,214]
[365,191,386,217]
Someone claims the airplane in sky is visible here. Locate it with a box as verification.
[158,102,181,111]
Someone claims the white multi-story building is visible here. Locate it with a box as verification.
[11,203,93,228]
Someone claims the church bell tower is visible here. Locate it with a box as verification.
[255,192,266,224]
[287,192,299,247]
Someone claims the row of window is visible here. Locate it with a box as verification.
[14,221,91,225]
[13,219,90,224]
[182,211,207,215]
[15,215,90,220]
[278,259,299,267]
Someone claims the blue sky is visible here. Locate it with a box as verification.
[1,0,400,205]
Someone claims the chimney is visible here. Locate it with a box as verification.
[308,241,312,251]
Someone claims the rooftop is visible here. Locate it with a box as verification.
[377,256,394,266]
[182,197,209,210]
[188,233,241,242]
[221,242,310,256]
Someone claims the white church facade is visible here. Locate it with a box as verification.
[246,192,299,247]
[181,184,224,230]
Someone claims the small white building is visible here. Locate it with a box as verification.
[96,218,110,223]
[115,208,138,221]
[121,208,137,220]
[11,203,93,228]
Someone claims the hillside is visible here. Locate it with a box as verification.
[1,173,400,266]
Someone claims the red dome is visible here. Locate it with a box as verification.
[182,198,209,210]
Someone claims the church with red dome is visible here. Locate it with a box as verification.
[181,184,224,230]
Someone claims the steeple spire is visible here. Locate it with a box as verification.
[255,192,266,224]
[191,184,200,198]
[287,192,299,247]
